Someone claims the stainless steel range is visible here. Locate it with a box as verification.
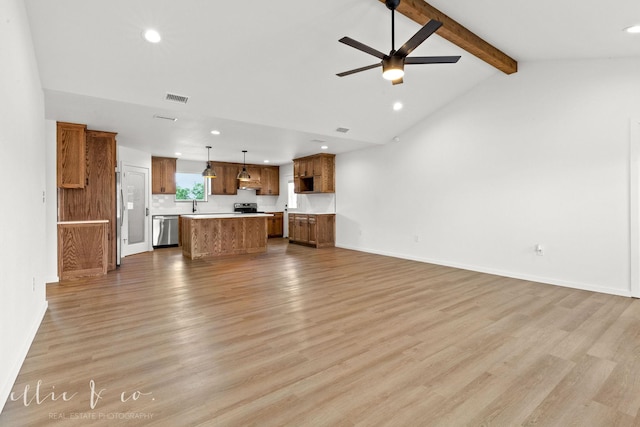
[233,202,264,214]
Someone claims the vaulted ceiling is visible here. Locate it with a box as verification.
[24,0,640,165]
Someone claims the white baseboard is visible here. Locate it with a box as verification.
[336,244,631,298]
[0,301,48,414]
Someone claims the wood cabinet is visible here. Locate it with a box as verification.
[296,215,309,242]
[294,157,314,178]
[288,213,335,248]
[266,212,283,237]
[181,216,268,259]
[210,162,239,195]
[58,129,117,271]
[257,166,279,195]
[246,165,262,183]
[57,221,108,280]
[308,215,317,246]
[293,153,335,193]
[288,214,294,241]
[152,156,177,194]
[56,122,87,188]
[209,162,280,195]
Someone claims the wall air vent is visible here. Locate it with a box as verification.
[165,93,189,104]
[153,114,177,122]
[336,127,350,133]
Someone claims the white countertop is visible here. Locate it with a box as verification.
[57,220,109,225]
[180,213,274,219]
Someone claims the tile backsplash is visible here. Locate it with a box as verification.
[151,191,281,215]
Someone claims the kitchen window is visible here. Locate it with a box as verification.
[175,173,208,202]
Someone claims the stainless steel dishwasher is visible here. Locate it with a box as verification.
[152,215,179,247]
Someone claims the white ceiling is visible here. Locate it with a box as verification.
[24,0,640,165]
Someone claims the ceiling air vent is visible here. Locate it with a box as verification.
[336,127,350,133]
[165,93,189,104]
[153,114,177,122]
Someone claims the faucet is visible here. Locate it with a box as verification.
[192,199,198,213]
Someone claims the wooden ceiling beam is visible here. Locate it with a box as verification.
[380,0,518,74]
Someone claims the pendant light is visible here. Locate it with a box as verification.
[202,146,217,178]
[237,150,251,181]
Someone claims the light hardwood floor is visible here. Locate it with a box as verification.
[2,239,640,426]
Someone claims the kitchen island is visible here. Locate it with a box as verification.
[180,213,273,259]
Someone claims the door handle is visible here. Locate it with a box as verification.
[120,189,125,226]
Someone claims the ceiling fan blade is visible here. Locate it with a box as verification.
[392,77,403,85]
[339,37,386,59]
[405,56,461,64]
[336,63,382,77]
[396,20,443,58]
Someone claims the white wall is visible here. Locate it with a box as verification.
[336,58,640,297]
[0,0,48,412]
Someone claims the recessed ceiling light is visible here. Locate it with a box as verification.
[393,102,403,111]
[143,29,161,43]
[175,152,182,156]
[321,145,329,150]
[263,160,270,163]
[625,25,640,33]
[210,130,221,135]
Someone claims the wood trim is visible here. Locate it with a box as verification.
[380,0,518,74]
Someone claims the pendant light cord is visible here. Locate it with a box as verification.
[391,8,395,51]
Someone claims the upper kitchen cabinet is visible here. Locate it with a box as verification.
[210,162,238,195]
[293,153,335,193]
[151,156,177,194]
[257,166,279,196]
[57,122,87,188]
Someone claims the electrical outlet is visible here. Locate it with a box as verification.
[535,244,544,256]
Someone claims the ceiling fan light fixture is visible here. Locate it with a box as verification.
[202,146,217,178]
[382,56,404,81]
[237,150,251,181]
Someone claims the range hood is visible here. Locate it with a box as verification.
[238,179,261,190]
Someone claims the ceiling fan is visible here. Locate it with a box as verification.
[337,0,461,85]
